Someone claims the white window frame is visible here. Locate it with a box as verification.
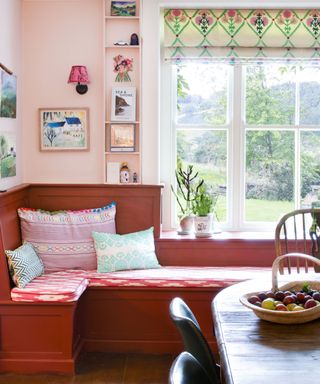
[160,59,320,232]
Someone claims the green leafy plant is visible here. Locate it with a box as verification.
[171,164,204,218]
[192,184,219,217]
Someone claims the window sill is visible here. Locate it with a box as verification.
[160,230,275,241]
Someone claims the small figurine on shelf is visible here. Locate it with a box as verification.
[130,33,139,46]
[132,172,138,183]
[120,162,130,183]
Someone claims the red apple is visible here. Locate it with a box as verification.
[266,291,276,299]
[304,299,317,309]
[248,295,261,304]
[275,303,288,311]
[312,292,320,301]
[283,295,295,305]
[274,291,285,301]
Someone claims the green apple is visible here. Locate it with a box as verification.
[261,298,276,310]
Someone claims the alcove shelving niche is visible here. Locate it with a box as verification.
[104,0,141,184]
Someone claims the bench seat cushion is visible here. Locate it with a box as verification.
[83,266,271,288]
[10,266,271,302]
[11,271,89,302]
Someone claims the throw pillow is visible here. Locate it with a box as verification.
[92,227,161,273]
[18,202,116,272]
[5,242,44,288]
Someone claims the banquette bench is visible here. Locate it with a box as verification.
[0,183,273,374]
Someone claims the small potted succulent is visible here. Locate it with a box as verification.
[171,164,204,234]
[192,184,218,237]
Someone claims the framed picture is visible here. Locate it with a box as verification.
[39,108,89,151]
[111,87,136,122]
[110,123,135,152]
[0,132,16,178]
[111,1,136,17]
[0,70,17,118]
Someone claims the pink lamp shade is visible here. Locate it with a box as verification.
[68,65,90,94]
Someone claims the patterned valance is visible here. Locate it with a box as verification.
[164,9,320,61]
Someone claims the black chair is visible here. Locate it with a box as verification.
[169,297,220,384]
[169,351,212,384]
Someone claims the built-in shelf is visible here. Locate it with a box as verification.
[105,16,139,20]
[105,120,140,124]
[104,0,142,184]
[105,45,139,49]
[105,151,140,155]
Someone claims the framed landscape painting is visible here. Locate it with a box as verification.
[0,71,17,118]
[111,1,136,16]
[0,132,16,178]
[39,108,89,151]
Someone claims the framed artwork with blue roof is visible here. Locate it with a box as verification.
[39,108,89,151]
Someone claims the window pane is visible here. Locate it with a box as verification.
[177,130,227,221]
[299,67,320,125]
[176,64,229,125]
[245,64,295,125]
[300,131,320,207]
[245,130,295,221]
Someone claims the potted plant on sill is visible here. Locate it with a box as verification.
[192,183,218,238]
[171,164,204,234]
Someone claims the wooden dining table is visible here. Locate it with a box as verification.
[212,278,320,384]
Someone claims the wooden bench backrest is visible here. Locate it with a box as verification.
[0,184,162,301]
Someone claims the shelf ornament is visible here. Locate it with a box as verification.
[113,54,133,82]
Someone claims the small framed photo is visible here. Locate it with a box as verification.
[111,1,136,17]
[39,108,89,151]
[111,87,136,122]
[110,123,135,152]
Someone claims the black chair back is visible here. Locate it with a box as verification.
[169,297,220,384]
[169,351,212,384]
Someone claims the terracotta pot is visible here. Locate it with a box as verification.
[179,215,194,234]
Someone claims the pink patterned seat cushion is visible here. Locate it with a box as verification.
[11,271,89,302]
[11,266,271,302]
[82,266,271,288]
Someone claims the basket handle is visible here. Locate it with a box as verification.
[272,252,320,291]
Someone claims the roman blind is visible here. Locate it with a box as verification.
[164,9,320,61]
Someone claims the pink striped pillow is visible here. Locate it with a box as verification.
[18,203,116,272]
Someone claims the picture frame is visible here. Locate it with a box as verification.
[0,70,17,118]
[110,123,135,152]
[111,1,136,17]
[39,108,89,151]
[111,87,136,122]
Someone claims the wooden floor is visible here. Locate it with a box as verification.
[0,353,174,384]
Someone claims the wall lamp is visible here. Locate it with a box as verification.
[68,65,90,95]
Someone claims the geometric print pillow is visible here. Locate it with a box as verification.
[18,202,116,272]
[5,242,44,288]
[92,227,161,273]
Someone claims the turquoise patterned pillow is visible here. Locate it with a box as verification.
[92,227,161,273]
[5,242,44,288]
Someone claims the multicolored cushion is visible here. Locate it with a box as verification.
[18,203,116,272]
[10,266,272,302]
[11,271,88,302]
[83,266,271,288]
[92,227,161,273]
[5,242,44,288]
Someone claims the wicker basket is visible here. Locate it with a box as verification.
[240,253,320,324]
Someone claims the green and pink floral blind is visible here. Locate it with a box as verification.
[164,9,320,60]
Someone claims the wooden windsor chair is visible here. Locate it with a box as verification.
[275,208,320,274]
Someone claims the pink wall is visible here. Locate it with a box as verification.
[0,0,22,190]
[22,0,104,183]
